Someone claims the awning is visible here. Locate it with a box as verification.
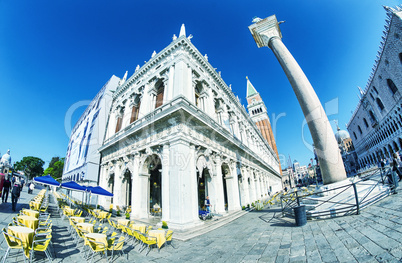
[33,175,60,187]
[86,186,113,197]
[61,181,87,192]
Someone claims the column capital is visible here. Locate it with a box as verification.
[249,15,282,48]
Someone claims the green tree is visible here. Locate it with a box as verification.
[14,156,45,180]
[43,157,64,180]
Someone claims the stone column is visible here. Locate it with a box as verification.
[249,15,346,185]
[112,160,123,208]
[242,167,250,206]
[161,144,170,222]
[214,155,226,214]
[131,153,141,218]
[139,83,152,117]
[228,161,241,211]
[168,139,199,229]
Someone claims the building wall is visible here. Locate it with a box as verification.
[347,7,402,167]
[63,75,121,184]
[98,32,282,229]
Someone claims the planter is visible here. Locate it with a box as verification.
[162,225,168,229]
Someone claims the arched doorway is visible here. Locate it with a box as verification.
[197,168,211,210]
[146,155,162,215]
[122,169,132,207]
[221,164,230,211]
[108,173,115,204]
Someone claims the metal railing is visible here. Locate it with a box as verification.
[280,167,398,220]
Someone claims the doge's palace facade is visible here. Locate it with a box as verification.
[98,25,281,229]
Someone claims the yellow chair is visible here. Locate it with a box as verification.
[145,225,153,234]
[107,235,125,261]
[87,238,107,263]
[165,230,175,249]
[138,232,157,256]
[2,228,26,263]
[29,234,52,263]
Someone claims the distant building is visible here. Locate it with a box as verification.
[62,76,121,185]
[0,149,12,176]
[347,6,402,167]
[335,127,358,176]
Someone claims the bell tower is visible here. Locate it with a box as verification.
[246,77,282,173]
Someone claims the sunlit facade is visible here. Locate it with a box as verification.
[97,25,282,229]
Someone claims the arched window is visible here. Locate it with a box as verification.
[387,79,398,94]
[399,53,402,64]
[372,86,378,94]
[369,110,376,123]
[370,93,375,100]
[376,98,385,111]
[358,125,362,134]
[353,132,357,140]
[363,118,369,128]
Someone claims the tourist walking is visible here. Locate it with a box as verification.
[205,196,212,212]
[11,182,21,212]
[28,182,35,194]
[2,177,11,203]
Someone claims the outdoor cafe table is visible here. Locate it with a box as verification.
[22,209,40,219]
[64,208,75,216]
[131,224,146,233]
[77,222,94,233]
[85,233,107,250]
[17,215,39,230]
[117,219,130,227]
[70,216,85,223]
[98,211,109,220]
[148,230,166,249]
[8,225,34,258]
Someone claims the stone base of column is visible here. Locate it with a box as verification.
[316,178,353,197]
[168,220,204,231]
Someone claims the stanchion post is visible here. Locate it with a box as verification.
[352,183,360,215]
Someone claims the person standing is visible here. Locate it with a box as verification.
[205,196,212,212]
[11,183,21,212]
[2,177,11,203]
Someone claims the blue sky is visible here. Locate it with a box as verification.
[0,0,399,169]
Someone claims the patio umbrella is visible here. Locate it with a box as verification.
[33,175,60,187]
[61,181,87,205]
[86,186,113,197]
[86,186,113,208]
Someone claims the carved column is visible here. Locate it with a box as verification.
[131,153,141,218]
[228,160,241,211]
[249,15,346,185]
[112,160,123,208]
[214,155,226,214]
[161,144,170,222]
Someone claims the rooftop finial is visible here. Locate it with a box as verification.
[179,24,186,37]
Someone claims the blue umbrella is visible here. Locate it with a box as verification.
[86,186,113,208]
[33,175,60,187]
[61,181,87,192]
[86,186,113,197]
[61,181,87,205]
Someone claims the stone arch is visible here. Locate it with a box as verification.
[140,153,163,216]
[121,166,133,207]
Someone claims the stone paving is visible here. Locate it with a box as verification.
[0,184,401,262]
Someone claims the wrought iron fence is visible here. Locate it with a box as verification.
[280,167,398,220]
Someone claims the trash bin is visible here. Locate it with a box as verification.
[293,205,307,226]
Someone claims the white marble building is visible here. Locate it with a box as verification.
[347,6,402,167]
[97,25,282,229]
[63,76,121,185]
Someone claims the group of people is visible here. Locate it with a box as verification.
[1,176,35,212]
[380,152,402,184]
